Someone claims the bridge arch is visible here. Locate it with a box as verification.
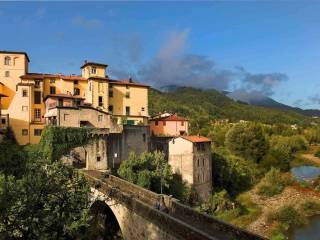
[89,200,123,240]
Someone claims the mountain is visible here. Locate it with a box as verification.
[227,90,320,117]
[149,87,315,127]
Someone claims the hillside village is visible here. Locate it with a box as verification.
[1,51,320,240]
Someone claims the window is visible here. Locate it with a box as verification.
[89,82,92,91]
[98,82,103,93]
[125,106,130,115]
[98,96,103,107]
[198,174,200,183]
[91,67,97,74]
[34,129,42,136]
[143,133,146,142]
[109,84,113,89]
[109,89,113,97]
[96,156,101,162]
[163,121,166,126]
[125,92,130,98]
[74,99,81,106]
[22,89,28,97]
[50,86,56,94]
[155,121,159,126]
[34,91,41,104]
[34,80,40,88]
[1,118,6,125]
[197,158,200,167]
[64,114,69,121]
[4,56,11,65]
[5,71,9,77]
[181,121,184,126]
[203,158,205,166]
[74,88,80,96]
[50,79,55,84]
[22,106,28,111]
[22,129,28,136]
[108,105,113,113]
[58,98,63,107]
[74,80,78,85]
[34,109,41,121]
[141,107,145,112]
[98,115,103,122]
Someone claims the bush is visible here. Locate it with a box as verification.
[267,205,307,231]
[315,150,320,158]
[257,168,294,197]
[225,122,268,163]
[212,148,259,196]
[301,200,320,215]
[269,135,308,155]
[260,148,292,172]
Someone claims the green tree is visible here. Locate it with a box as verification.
[118,151,173,194]
[0,162,90,239]
[225,122,268,163]
[212,148,259,196]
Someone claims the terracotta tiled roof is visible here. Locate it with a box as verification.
[21,73,86,81]
[109,79,150,88]
[80,62,108,69]
[44,94,85,100]
[152,114,188,121]
[180,135,211,143]
[0,50,30,62]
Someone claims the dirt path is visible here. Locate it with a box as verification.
[300,153,320,165]
[246,185,320,238]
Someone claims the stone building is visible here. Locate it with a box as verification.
[0,51,149,145]
[168,136,212,202]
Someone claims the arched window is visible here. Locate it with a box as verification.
[4,56,11,65]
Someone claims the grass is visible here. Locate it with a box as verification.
[257,169,294,197]
[290,156,320,168]
[216,193,262,228]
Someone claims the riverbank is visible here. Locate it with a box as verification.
[246,183,320,239]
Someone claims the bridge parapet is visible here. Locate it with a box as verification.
[82,170,266,240]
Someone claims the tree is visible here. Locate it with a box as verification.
[225,122,268,163]
[212,148,259,196]
[118,151,173,194]
[0,162,90,239]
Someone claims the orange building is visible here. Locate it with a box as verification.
[149,113,189,136]
[0,51,149,145]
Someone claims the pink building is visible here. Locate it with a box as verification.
[150,113,189,136]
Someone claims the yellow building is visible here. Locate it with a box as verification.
[0,51,149,145]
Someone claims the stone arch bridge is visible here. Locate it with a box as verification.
[83,170,266,240]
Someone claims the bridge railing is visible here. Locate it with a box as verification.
[83,170,266,240]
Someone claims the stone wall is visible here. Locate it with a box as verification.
[107,125,150,168]
[150,136,173,160]
[85,171,266,240]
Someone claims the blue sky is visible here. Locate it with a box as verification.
[0,1,320,109]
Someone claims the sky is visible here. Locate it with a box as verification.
[0,1,320,109]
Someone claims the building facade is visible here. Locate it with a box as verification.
[0,51,149,145]
[168,136,212,202]
[150,113,189,136]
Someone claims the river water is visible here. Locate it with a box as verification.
[290,166,320,240]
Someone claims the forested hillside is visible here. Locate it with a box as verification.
[149,87,313,131]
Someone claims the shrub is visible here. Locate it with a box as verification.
[301,200,320,215]
[267,205,307,230]
[212,148,259,196]
[269,135,308,155]
[225,122,268,163]
[260,148,292,172]
[315,150,320,158]
[257,168,294,197]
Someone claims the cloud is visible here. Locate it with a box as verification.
[309,94,320,105]
[109,29,288,95]
[239,71,288,96]
[71,16,102,29]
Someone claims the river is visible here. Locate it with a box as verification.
[290,166,320,240]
